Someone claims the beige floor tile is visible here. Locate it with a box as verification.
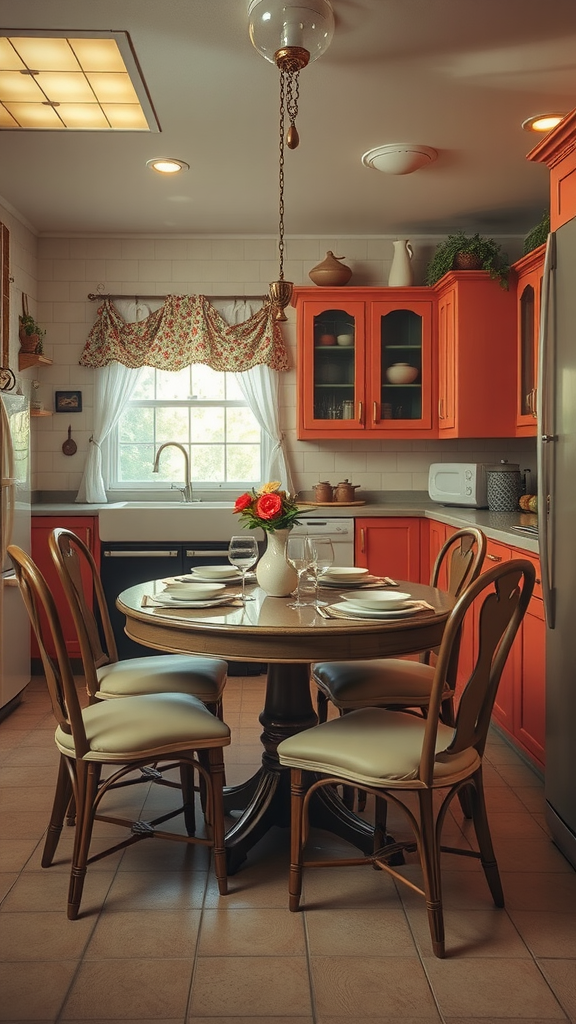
[103,868,208,912]
[2,746,60,768]
[0,874,18,903]
[24,835,125,873]
[0,839,38,872]
[501,870,576,912]
[0,787,58,816]
[310,955,437,1017]
[444,1019,567,1023]
[509,910,576,957]
[0,960,77,1021]
[189,1019,312,1024]
[538,960,576,1020]
[304,907,417,957]
[515,787,548,813]
[0,868,115,915]
[492,838,574,873]
[495,763,545,788]
[199,907,305,955]
[301,864,402,910]
[85,909,202,958]
[61,958,193,1020]
[317,1019,441,1024]
[405,907,530,958]
[0,766,58,789]
[189,956,312,1017]
[461,810,546,841]
[204,859,290,909]
[0,911,95,961]
[423,957,566,1018]
[115,836,210,872]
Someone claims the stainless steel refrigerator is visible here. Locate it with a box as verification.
[538,223,576,869]
[0,390,31,716]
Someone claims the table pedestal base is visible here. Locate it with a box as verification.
[223,662,376,873]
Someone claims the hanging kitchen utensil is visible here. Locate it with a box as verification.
[62,424,77,456]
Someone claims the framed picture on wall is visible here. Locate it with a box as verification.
[55,390,82,413]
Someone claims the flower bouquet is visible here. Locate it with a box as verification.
[233,481,302,534]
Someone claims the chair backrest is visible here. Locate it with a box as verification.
[431,527,487,597]
[418,558,535,786]
[8,544,90,757]
[49,528,119,700]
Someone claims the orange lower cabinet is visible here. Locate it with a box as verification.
[355,517,421,581]
[31,516,100,659]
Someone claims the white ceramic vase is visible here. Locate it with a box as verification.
[388,239,414,287]
[255,528,298,597]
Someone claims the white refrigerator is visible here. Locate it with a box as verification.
[538,223,576,869]
[0,391,31,716]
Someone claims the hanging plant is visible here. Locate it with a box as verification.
[19,295,46,354]
[425,231,510,289]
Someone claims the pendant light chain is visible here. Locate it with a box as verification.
[278,67,287,281]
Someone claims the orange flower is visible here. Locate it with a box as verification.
[255,492,283,521]
[234,493,253,513]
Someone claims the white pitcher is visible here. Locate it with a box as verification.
[388,239,414,287]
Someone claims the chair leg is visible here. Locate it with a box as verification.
[179,762,197,835]
[207,748,227,896]
[469,770,504,907]
[289,768,305,912]
[42,755,73,867]
[417,789,445,958]
[68,760,101,920]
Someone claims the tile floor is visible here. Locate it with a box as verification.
[1,672,576,1023]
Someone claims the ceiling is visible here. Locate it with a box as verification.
[1,0,575,238]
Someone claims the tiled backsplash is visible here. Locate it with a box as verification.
[5,217,532,496]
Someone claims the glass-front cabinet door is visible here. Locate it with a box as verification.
[512,246,545,436]
[368,297,433,432]
[296,295,366,438]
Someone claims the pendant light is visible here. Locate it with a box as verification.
[248,1,335,320]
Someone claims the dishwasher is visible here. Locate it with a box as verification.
[100,540,264,672]
[290,518,355,566]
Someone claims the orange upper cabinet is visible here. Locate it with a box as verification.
[511,245,545,435]
[293,287,433,440]
[527,108,576,230]
[433,272,516,438]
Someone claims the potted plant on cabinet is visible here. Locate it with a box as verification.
[523,211,549,255]
[425,231,510,288]
[18,311,45,354]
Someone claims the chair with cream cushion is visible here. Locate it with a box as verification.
[278,558,535,958]
[8,543,230,920]
[49,528,227,716]
[313,527,487,728]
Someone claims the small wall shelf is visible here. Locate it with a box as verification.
[30,409,52,417]
[18,352,53,371]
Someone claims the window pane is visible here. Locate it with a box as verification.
[156,367,191,399]
[119,406,153,442]
[153,444,190,482]
[227,407,260,442]
[226,374,244,400]
[131,367,155,400]
[227,444,260,480]
[119,443,156,481]
[157,407,189,442]
[191,364,224,400]
[191,444,224,482]
[192,407,224,442]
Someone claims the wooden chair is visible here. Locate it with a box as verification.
[277,558,535,957]
[313,527,487,728]
[8,543,230,920]
[49,528,227,717]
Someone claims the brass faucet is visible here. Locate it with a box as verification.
[152,442,193,502]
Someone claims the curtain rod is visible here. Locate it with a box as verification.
[87,292,267,302]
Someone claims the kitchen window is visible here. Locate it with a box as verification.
[107,364,264,493]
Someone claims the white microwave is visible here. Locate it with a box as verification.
[428,463,488,508]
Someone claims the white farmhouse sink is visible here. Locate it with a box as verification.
[98,501,241,542]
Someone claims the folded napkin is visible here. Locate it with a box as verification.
[141,594,242,609]
[323,599,435,620]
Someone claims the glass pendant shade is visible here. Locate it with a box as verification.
[248,0,335,65]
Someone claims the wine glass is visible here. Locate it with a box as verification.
[305,537,334,607]
[286,535,314,609]
[228,535,259,603]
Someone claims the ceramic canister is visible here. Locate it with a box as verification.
[486,461,523,512]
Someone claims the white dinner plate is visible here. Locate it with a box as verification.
[151,594,235,609]
[190,565,241,580]
[319,578,380,589]
[339,598,411,613]
[166,572,250,585]
[329,602,424,620]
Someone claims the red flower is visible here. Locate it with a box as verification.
[234,493,253,513]
[255,492,283,521]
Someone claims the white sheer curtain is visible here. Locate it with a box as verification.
[76,297,293,503]
[215,299,294,494]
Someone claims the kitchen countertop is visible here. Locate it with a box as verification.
[31,498,539,554]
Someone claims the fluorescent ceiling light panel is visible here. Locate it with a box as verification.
[0,30,159,131]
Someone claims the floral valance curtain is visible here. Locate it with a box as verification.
[79,294,290,372]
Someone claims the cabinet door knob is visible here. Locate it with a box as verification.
[487,553,502,562]
[373,401,378,424]
[358,401,363,424]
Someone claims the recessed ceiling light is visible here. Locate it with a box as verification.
[0,30,159,131]
[146,158,189,174]
[522,113,566,133]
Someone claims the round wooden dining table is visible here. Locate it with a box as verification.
[117,579,455,872]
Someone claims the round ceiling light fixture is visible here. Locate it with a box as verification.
[522,113,566,134]
[146,158,190,174]
[362,144,438,176]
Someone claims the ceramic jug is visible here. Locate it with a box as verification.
[333,479,361,502]
[388,239,414,287]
